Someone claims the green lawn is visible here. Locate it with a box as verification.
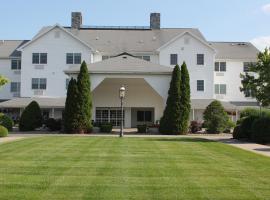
[0,136,270,200]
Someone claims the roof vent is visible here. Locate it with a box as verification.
[152,36,157,41]
[95,36,99,40]
[139,40,144,44]
[122,56,127,59]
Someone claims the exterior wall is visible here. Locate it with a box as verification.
[0,58,21,100]
[159,33,215,99]
[214,59,257,102]
[20,27,92,97]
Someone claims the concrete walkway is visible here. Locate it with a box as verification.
[1,133,270,157]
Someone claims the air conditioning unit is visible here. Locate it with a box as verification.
[33,90,44,96]
[13,70,21,75]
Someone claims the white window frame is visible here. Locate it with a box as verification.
[197,80,204,92]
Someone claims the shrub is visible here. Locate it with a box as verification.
[232,125,243,139]
[203,100,231,133]
[45,118,62,131]
[0,113,13,131]
[100,123,113,133]
[240,108,270,118]
[0,125,8,137]
[251,116,270,144]
[137,124,148,133]
[19,101,43,131]
[189,121,202,133]
[239,115,260,139]
[224,120,236,133]
[159,65,181,134]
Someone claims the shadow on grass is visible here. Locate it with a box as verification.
[254,148,270,152]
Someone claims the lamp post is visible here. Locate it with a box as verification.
[119,86,126,137]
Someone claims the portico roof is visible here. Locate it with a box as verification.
[65,54,173,75]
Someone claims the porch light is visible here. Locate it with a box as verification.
[119,86,126,137]
[119,86,126,99]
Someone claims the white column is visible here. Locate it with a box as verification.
[51,108,55,118]
[192,109,195,121]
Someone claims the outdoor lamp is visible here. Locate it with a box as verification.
[119,85,125,137]
[119,86,126,99]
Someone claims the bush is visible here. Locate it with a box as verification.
[203,100,231,133]
[232,125,243,139]
[19,101,43,131]
[251,116,270,144]
[0,125,8,137]
[100,123,113,133]
[45,118,62,131]
[239,115,260,139]
[0,113,13,131]
[137,124,148,133]
[189,121,202,133]
[240,108,270,118]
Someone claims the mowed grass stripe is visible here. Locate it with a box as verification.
[0,136,270,200]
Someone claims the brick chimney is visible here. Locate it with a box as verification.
[71,12,82,29]
[150,13,160,29]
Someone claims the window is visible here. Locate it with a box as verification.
[243,62,256,72]
[134,55,151,61]
[96,108,124,126]
[170,54,178,65]
[137,111,152,122]
[102,55,109,60]
[215,84,226,95]
[197,80,204,91]
[10,82,20,92]
[11,60,21,70]
[32,53,47,64]
[32,78,47,90]
[215,62,226,72]
[197,54,204,65]
[244,89,254,97]
[66,53,81,64]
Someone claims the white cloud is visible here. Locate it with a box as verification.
[250,36,270,51]
[262,3,270,14]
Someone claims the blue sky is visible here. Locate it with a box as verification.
[0,0,270,49]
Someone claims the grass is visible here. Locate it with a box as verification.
[0,136,270,200]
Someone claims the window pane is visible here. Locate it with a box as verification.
[170,54,178,65]
[74,53,81,64]
[102,56,109,60]
[39,78,47,89]
[197,80,204,91]
[142,56,150,61]
[145,111,152,122]
[66,53,73,64]
[32,53,39,64]
[197,54,204,65]
[215,84,219,94]
[18,60,21,69]
[220,84,226,94]
[11,60,18,70]
[32,78,39,89]
[137,111,144,122]
[40,53,47,64]
[214,62,219,71]
[10,82,19,92]
[220,62,226,71]
[243,62,250,72]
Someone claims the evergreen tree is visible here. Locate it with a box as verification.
[159,65,181,134]
[19,101,43,131]
[76,61,92,133]
[64,78,80,133]
[203,100,230,133]
[179,62,191,134]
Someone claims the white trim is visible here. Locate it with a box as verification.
[17,24,95,51]
[156,31,216,52]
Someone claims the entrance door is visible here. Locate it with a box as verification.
[131,108,154,127]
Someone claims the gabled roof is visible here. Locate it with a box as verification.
[0,40,28,59]
[157,31,216,52]
[65,54,173,75]
[209,42,259,60]
[18,24,95,51]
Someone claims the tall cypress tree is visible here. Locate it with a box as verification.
[77,61,92,133]
[64,78,80,133]
[179,62,191,134]
[159,65,181,134]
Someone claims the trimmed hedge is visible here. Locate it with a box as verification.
[45,118,62,131]
[0,125,8,137]
[251,117,270,144]
[19,101,43,131]
[0,113,13,131]
[137,124,148,133]
[100,123,113,133]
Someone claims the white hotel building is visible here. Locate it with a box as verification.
[0,12,259,127]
